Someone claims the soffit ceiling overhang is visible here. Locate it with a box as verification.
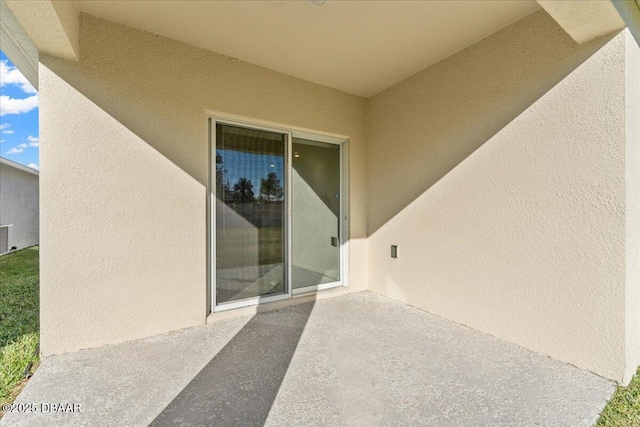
[74,0,541,97]
[4,0,637,98]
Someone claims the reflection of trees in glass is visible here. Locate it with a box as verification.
[260,172,283,203]
[215,153,230,198]
[233,178,255,203]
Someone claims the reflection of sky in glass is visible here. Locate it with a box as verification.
[218,149,285,196]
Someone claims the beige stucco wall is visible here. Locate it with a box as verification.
[39,13,368,355]
[0,163,39,250]
[39,8,638,383]
[626,29,640,384]
[367,10,636,383]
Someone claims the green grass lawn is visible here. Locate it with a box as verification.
[0,246,39,410]
[596,366,640,427]
[216,226,284,269]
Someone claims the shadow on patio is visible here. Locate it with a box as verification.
[1,292,614,427]
[150,300,315,426]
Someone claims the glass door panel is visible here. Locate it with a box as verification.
[291,138,341,290]
[215,123,287,304]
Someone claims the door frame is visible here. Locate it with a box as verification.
[207,114,349,313]
[290,130,346,296]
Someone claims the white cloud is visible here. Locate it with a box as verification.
[27,163,39,171]
[1,137,41,152]
[0,95,39,116]
[0,140,4,144]
[0,123,10,130]
[3,130,14,134]
[26,136,39,147]
[0,61,37,94]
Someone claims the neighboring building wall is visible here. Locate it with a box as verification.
[367,9,636,383]
[0,160,39,251]
[39,14,368,355]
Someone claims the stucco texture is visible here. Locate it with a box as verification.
[0,163,39,250]
[38,8,639,384]
[626,29,640,384]
[39,13,368,355]
[367,10,637,383]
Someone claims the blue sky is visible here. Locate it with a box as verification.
[0,51,39,170]
[218,149,285,198]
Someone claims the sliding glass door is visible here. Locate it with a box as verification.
[215,123,288,306]
[212,120,344,311]
[291,138,341,291]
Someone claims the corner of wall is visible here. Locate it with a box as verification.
[364,10,630,382]
[625,28,640,385]
[613,0,640,47]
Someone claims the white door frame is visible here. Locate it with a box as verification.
[208,115,348,313]
[290,130,346,296]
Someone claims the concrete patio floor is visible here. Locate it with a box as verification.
[2,291,614,426]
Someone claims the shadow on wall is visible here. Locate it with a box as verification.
[149,300,315,426]
[39,14,365,192]
[366,9,618,233]
[36,11,367,355]
[40,32,208,186]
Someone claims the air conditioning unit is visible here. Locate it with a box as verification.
[0,225,12,255]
